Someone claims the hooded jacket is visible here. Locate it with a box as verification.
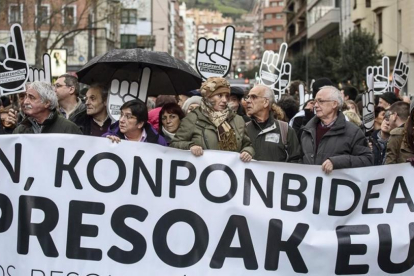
[301,112,373,168]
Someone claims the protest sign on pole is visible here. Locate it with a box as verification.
[195,26,235,80]
[0,135,413,275]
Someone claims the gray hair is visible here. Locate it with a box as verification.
[254,84,275,107]
[28,81,58,110]
[320,85,343,110]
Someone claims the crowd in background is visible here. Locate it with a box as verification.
[1,74,413,173]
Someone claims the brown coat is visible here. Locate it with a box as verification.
[385,126,414,164]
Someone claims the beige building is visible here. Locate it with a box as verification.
[153,0,171,53]
[352,0,414,94]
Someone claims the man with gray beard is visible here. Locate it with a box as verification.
[13,81,82,134]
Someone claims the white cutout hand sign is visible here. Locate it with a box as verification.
[28,53,51,83]
[0,24,29,95]
[107,67,151,121]
[362,73,375,133]
[366,56,390,94]
[299,84,312,110]
[392,51,410,93]
[259,43,289,89]
[195,26,235,80]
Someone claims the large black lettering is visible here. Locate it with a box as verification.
[153,209,208,267]
[66,200,104,261]
[312,177,323,214]
[243,169,274,208]
[131,157,163,196]
[210,215,258,270]
[169,160,196,198]
[362,179,384,214]
[335,225,369,275]
[329,179,361,216]
[386,176,414,213]
[87,153,126,193]
[17,196,59,257]
[0,143,21,183]
[54,148,84,189]
[377,223,414,273]
[108,205,148,264]
[281,173,307,212]
[0,193,13,233]
[264,219,309,273]
[200,164,237,203]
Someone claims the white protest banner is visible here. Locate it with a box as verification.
[0,24,29,96]
[392,50,410,96]
[259,43,291,100]
[0,135,414,275]
[195,26,235,80]
[107,67,151,121]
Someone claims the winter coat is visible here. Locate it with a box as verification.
[102,121,167,146]
[170,108,254,156]
[246,113,301,162]
[301,112,373,168]
[13,111,82,134]
[370,129,388,165]
[73,110,112,136]
[385,126,414,164]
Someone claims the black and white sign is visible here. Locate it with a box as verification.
[366,56,390,94]
[363,73,375,132]
[29,53,52,84]
[107,67,151,121]
[0,135,413,275]
[196,26,235,80]
[392,50,410,95]
[0,24,29,96]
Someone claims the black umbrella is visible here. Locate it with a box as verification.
[76,49,202,96]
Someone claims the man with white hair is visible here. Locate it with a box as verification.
[13,81,82,134]
[301,86,373,173]
[245,84,301,162]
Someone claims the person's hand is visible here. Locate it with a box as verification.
[322,159,334,174]
[392,50,410,95]
[107,67,151,121]
[0,24,29,95]
[259,43,288,88]
[196,26,234,80]
[28,53,51,83]
[190,145,203,157]
[366,56,390,93]
[406,157,414,167]
[4,108,17,128]
[240,152,252,162]
[106,135,121,143]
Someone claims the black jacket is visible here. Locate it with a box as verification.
[370,129,388,165]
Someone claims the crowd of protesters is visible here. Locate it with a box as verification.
[1,74,413,173]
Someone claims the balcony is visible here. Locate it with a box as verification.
[263,18,284,27]
[307,8,339,39]
[264,43,283,51]
[263,31,285,39]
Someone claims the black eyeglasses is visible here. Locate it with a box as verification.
[243,94,268,101]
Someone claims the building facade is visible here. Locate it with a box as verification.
[263,0,285,51]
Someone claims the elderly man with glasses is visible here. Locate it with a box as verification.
[301,86,373,174]
[244,84,301,162]
[54,73,86,122]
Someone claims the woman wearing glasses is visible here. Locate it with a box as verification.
[104,99,167,146]
[170,77,254,162]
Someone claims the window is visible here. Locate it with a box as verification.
[265,27,273,32]
[366,0,371,8]
[121,35,137,49]
[265,14,273,19]
[353,0,357,9]
[36,5,49,24]
[276,13,283,19]
[63,6,76,26]
[63,37,75,56]
[265,39,273,44]
[276,25,283,31]
[121,9,137,24]
[278,1,284,6]
[9,4,22,24]
[271,2,278,7]
[276,38,284,43]
[376,12,382,44]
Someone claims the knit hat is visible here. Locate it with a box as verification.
[182,96,202,114]
[312,78,334,98]
[379,92,400,106]
[200,77,230,98]
[230,86,245,100]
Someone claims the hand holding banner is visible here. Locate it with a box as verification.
[107,67,151,121]
[196,26,235,80]
[366,56,390,94]
[392,50,410,95]
[28,53,52,84]
[0,24,29,95]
